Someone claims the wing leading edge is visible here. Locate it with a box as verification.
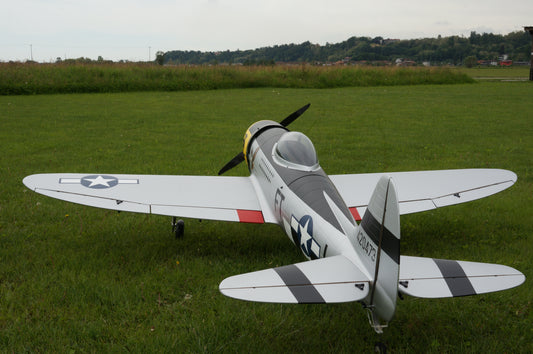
[23,173,274,224]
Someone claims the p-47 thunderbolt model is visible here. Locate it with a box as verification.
[23,104,524,333]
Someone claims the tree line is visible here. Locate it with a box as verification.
[163,31,531,66]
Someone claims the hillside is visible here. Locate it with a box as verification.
[164,31,531,66]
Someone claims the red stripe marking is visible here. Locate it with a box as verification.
[237,209,264,223]
[349,207,362,222]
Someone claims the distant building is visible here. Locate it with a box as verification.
[395,58,416,66]
[499,60,513,66]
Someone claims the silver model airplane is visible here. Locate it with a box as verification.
[23,104,524,333]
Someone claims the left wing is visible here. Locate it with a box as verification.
[219,255,370,303]
[23,173,274,223]
[330,169,516,220]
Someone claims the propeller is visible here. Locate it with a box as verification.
[217,152,245,176]
[217,103,311,175]
[279,103,310,127]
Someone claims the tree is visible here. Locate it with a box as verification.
[464,56,477,68]
[162,31,530,65]
[155,51,165,65]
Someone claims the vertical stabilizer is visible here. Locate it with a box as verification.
[356,176,400,332]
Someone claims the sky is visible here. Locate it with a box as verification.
[1,0,532,62]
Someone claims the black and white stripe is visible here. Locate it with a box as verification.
[274,264,325,303]
[433,258,476,297]
[360,210,400,264]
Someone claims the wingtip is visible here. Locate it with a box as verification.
[22,174,36,190]
[496,169,517,184]
[510,170,518,184]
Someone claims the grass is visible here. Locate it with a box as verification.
[1,83,532,352]
[0,62,473,95]
[460,66,530,79]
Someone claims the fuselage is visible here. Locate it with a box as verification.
[244,121,368,276]
[241,120,399,329]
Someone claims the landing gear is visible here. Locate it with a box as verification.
[374,342,387,353]
[362,307,388,352]
[172,217,184,239]
[365,308,387,334]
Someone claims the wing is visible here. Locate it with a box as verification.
[399,256,525,298]
[219,255,370,303]
[23,173,274,223]
[330,169,516,219]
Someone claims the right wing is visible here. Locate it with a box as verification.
[219,255,370,303]
[23,173,275,223]
[330,169,517,219]
[399,256,525,298]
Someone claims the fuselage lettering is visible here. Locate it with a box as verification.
[357,230,377,262]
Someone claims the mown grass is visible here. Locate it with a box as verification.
[0,62,474,95]
[460,66,530,78]
[0,83,532,352]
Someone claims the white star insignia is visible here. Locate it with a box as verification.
[83,175,116,187]
[299,219,312,246]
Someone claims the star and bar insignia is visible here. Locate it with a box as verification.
[290,215,320,260]
[59,175,139,189]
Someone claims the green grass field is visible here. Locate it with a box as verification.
[460,66,530,79]
[1,83,532,352]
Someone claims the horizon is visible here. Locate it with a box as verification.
[2,30,530,64]
[2,0,531,63]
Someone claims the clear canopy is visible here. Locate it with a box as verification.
[275,131,318,167]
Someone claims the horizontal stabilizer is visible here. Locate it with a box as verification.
[219,255,370,303]
[399,256,525,298]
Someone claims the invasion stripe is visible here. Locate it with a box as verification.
[360,210,400,264]
[433,258,476,297]
[274,264,325,304]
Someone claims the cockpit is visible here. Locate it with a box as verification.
[273,131,319,171]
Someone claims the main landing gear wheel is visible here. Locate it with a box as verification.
[172,217,185,239]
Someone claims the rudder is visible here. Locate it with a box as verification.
[356,175,400,332]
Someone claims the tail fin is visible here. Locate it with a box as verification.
[355,175,400,332]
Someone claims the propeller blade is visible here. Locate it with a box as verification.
[218,152,245,175]
[218,104,311,175]
[279,103,311,127]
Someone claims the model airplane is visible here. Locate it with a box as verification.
[23,104,524,333]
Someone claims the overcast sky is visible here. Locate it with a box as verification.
[1,0,532,62]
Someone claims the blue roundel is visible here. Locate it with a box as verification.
[290,215,320,260]
[299,215,313,235]
[80,175,119,189]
